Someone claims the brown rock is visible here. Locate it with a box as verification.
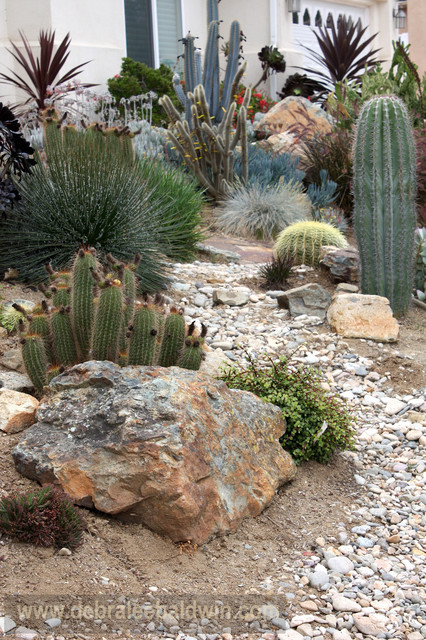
[0,389,39,434]
[254,96,334,140]
[327,294,399,342]
[0,348,24,371]
[320,246,359,283]
[13,362,296,544]
[259,131,308,164]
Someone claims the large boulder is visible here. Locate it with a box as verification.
[327,294,399,342]
[277,283,332,319]
[254,96,334,140]
[13,362,296,544]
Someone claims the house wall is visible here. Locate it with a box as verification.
[408,0,426,77]
[0,0,127,106]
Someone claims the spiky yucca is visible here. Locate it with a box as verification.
[275,220,348,266]
[216,182,312,241]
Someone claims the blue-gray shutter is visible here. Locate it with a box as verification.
[124,0,154,66]
[157,0,182,67]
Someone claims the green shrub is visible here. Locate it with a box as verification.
[275,220,348,266]
[0,122,203,289]
[221,351,356,464]
[0,300,33,333]
[313,206,349,235]
[215,181,312,241]
[0,484,85,549]
[107,58,182,126]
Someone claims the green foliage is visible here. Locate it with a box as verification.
[215,181,312,241]
[0,120,204,290]
[414,228,426,301]
[275,221,348,267]
[0,484,85,549]
[18,250,207,392]
[414,129,426,227]
[107,58,181,126]
[221,350,356,464]
[0,301,32,332]
[258,255,294,290]
[353,96,417,316]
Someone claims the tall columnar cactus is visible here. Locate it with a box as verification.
[352,95,417,316]
[274,221,348,267]
[20,334,48,392]
[91,277,124,362]
[158,307,186,367]
[51,306,78,366]
[72,248,98,360]
[128,302,161,366]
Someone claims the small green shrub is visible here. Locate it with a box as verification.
[0,484,85,549]
[313,206,349,235]
[215,181,312,241]
[221,351,356,464]
[0,300,33,333]
[107,58,182,126]
[275,220,348,266]
[259,255,294,289]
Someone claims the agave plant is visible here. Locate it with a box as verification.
[301,15,381,90]
[0,30,93,112]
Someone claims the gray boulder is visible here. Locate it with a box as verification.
[277,283,332,319]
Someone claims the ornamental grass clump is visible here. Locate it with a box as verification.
[221,350,356,464]
[0,484,85,549]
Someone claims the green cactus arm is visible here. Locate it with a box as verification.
[158,309,186,367]
[21,335,48,392]
[71,248,97,361]
[92,281,124,362]
[217,21,242,122]
[207,0,219,23]
[50,307,78,367]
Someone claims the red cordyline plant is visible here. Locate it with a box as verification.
[0,30,93,112]
[301,15,382,90]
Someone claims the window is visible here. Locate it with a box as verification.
[315,10,322,27]
[292,11,299,24]
[157,0,183,67]
[326,12,333,28]
[303,9,310,25]
[124,0,154,66]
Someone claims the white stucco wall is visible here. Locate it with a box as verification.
[0,0,127,106]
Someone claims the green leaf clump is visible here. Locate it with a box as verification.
[221,351,356,464]
[0,484,85,549]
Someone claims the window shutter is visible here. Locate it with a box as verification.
[124,0,154,67]
[157,0,183,68]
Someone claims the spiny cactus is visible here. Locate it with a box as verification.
[19,249,207,392]
[20,334,48,392]
[352,95,417,316]
[275,221,348,267]
[91,276,124,362]
[177,323,207,370]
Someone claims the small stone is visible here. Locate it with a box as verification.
[386,535,400,544]
[353,613,388,636]
[193,293,208,307]
[44,618,61,628]
[162,613,179,627]
[384,398,406,416]
[272,618,291,630]
[0,348,24,371]
[332,594,362,613]
[0,616,16,633]
[327,556,354,574]
[14,627,39,640]
[213,289,249,306]
[277,631,304,640]
[0,371,33,393]
[57,547,72,556]
[290,614,315,627]
[332,630,352,640]
[300,601,318,612]
[406,429,422,441]
[0,389,39,434]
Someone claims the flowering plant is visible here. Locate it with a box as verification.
[235,88,275,122]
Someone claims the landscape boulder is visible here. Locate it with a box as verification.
[213,288,249,306]
[327,294,399,342]
[277,283,332,319]
[13,361,296,544]
[320,246,360,283]
[254,96,334,140]
[0,389,39,434]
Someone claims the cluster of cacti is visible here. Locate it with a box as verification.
[414,228,426,301]
[352,95,417,316]
[274,221,348,267]
[18,248,207,393]
[159,0,250,199]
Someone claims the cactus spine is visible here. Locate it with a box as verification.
[72,248,98,360]
[352,96,417,316]
[128,304,159,366]
[51,307,78,366]
[274,221,348,267]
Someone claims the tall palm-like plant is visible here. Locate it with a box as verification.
[0,30,93,112]
[301,16,381,90]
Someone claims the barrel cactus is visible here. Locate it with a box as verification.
[352,95,417,316]
[274,221,348,266]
